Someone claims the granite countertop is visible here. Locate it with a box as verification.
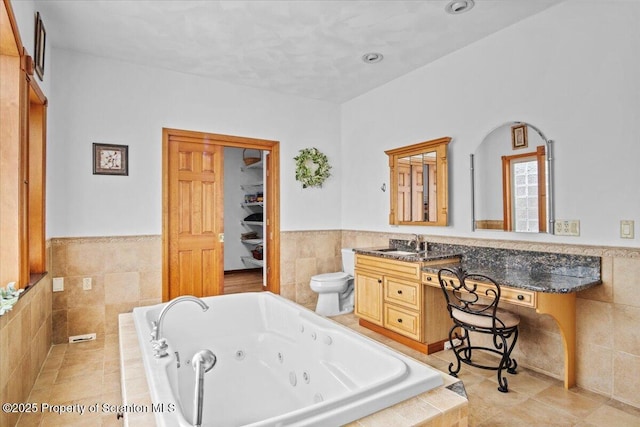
[353,247,462,263]
[423,263,602,294]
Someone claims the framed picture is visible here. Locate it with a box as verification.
[34,12,46,81]
[511,123,528,150]
[93,143,129,176]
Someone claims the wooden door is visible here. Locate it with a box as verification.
[163,128,281,301]
[166,135,224,299]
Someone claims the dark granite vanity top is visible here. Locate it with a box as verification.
[354,241,602,294]
[422,263,601,294]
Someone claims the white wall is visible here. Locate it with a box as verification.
[47,49,342,237]
[341,0,640,248]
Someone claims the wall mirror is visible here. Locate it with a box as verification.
[386,136,451,226]
[471,122,554,233]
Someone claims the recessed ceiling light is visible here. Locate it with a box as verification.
[362,52,384,64]
[445,0,475,14]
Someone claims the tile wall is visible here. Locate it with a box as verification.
[0,243,52,427]
[50,236,162,345]
[47,231,640,410]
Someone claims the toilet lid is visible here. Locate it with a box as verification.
[312,272,350,281]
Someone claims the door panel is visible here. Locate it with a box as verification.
[168,137,223,299]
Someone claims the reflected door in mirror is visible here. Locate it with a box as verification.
[386,137,450,226]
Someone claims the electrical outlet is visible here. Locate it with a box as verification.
[555,220,580,236]
[53,277,64,292]
[82,277,92,290]
[621,220,635,239]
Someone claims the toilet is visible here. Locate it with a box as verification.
[309,248,355,317]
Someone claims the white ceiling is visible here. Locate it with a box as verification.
[35,0,563,103]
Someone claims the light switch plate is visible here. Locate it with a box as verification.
[82,277,92,290]
[621,220,635,239]
[555,220,580,236]
[52,277,64,292]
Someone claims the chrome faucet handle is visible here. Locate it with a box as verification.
[153,338,169,358]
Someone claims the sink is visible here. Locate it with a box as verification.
[375,249,418,256]
[385,250,418,256]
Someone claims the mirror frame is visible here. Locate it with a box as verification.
[471,122,555,234]
[386,136,451,226]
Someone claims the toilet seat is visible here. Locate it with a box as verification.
[311,272,350,282]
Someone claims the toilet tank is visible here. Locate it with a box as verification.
[341,248,355,276]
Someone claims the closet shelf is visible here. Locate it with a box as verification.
[241,256,264,267]
[240,183,263,190]
[241,202,264,207]
[241,238,263,245]
[241,160,263,172]
[241,220,263,226]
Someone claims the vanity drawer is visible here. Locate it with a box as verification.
[356,254,422,280]
[497,286,536,308]
[384,304,422,341]
[422,272,537,308]
[422,272,439,287]
[384,277,421,310]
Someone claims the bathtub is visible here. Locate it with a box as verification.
[132,292,443,427]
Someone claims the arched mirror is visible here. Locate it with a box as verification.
[386,137,451,226]
[471,122,554,233]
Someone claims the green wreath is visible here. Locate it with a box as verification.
[294,147,332,188]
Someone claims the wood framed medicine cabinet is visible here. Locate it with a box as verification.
[385,137,451,226]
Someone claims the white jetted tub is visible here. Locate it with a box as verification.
[132,292,443,427]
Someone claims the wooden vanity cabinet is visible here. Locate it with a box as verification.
[354,254,454,353]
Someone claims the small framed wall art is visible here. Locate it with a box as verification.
[511,123,528,150]
[93,143,129,176]
[34,12,46,81]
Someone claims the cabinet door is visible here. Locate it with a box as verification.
[354,269,383,326]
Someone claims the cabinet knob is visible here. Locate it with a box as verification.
[397,290,403,294]
[378,279,382,284]
[426,276,432,281]
[397,318,403,323]
[517,294,525,301]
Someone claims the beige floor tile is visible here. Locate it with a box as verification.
[583,403,640,427]
[478,397,580,426]
[48,377,104,405]
[532,384,603,419]
[15,411,43,427]
[55,360,104,384]
[484,368,554,396]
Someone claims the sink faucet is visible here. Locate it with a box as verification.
[151,295,209,358]
[411,234,421,251]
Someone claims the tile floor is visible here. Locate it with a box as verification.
[16,312,640,427]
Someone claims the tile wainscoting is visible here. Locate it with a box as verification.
[50,236,162,345]
[48,231,640,409]
[0,242,53,427]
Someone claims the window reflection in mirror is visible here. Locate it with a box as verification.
[386,137,451,226]
[472,122,554,233]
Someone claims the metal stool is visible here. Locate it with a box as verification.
[438,266,520,392]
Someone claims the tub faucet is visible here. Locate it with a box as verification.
[151,296,209,358]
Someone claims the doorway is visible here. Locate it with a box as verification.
[162,128,280,301]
